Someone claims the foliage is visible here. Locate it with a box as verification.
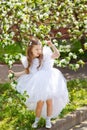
[0,83,36,130]
[59,78,87,118]
[0,0,87,69]
[0,43,23,64]
[0,78,87,129]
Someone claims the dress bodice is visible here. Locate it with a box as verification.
[30,58,40,73]
[42,46,54,70]
[21,55,39,74]
[21,46,54,73]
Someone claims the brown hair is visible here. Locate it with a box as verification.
[25,37,43,74]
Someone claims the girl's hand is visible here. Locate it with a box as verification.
[9,70,15,75]
[8,70,16,77]
[46,40,53,47]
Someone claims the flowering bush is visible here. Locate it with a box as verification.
[8,72,14,80]
[4,53,21,68]
[0,0,87,70]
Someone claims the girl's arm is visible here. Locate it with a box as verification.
[9,70,26,77]
[46,40,60,59]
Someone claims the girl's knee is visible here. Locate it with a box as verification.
[37,100,44,107]
[46,99,52,106]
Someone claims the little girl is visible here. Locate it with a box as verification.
[9,37,69,128]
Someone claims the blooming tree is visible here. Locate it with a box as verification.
[0,0,87,70]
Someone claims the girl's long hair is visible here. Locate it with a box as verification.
[26,38,43,74]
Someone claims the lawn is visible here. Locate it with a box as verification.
[0,78,87,130]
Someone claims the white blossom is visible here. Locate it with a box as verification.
[11,81,17,89]
[79,49,84,53]
[75,64,80,69]
[84,20,87,24]
[8,73,14,79]
[84,43,87,50]
[8,98,12,103]
[73,54,77,59]
[69,52,73,57]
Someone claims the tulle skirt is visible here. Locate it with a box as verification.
[16,68,69,118]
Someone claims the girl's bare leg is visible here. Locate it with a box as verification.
[32,100,44,128]
[36,100,44,117]
[46,99,53,116]
[46,99,53,128]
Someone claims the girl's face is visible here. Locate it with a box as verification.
[32,45,42,58]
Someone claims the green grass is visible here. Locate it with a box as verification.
[0,83,36,130]
[0,79,87,130]
[59,78,87,118]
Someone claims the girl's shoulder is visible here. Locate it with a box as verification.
[43,46,53,60]
[20,55,39,68]
[20,55,28,68]
[43,46,52,55]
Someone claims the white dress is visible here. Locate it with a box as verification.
[16,46,69,118]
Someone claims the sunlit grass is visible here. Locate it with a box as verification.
[0,78,87,129]
[59,78,87,118]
